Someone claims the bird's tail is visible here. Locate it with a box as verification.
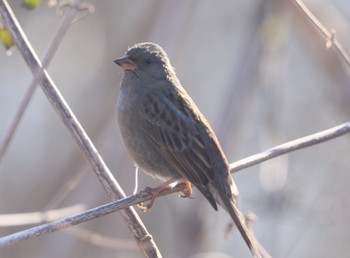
[218,190,262,258]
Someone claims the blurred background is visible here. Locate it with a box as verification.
[1,0,350,257]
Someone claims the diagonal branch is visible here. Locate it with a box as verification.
[0,2,77,167]
[0,184,183,248]
[0,205,86,227]
[0,1,161,257]
[229,122,350,172]
[2,0,350,256]
[292,0,350,68]
[1,121,350,248]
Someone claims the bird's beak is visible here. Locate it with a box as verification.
[114,55,136,71]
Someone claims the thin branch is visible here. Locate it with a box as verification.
[0,183,184,248]
[292,0,350,68]
[0,4,78,166]
[2,120,350,247]
[230,122,350,172]
[0,1,161,257]
[0,205,85,227]
[1,0,349,255]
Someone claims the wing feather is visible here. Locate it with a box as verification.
[141,90,214,186]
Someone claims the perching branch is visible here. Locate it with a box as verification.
[0,183,184,248]
[292,0,350,68]
[0,1,161,257]
[1,121,350,248]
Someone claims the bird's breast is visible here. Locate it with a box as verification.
[116,83,182,181]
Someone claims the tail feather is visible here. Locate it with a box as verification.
[218,190,262,258]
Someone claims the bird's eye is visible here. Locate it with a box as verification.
[144,58,152,65]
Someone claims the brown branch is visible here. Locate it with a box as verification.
[292,0,350,68]
[0,1,161,257]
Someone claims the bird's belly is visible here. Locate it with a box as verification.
[121,127,181,181]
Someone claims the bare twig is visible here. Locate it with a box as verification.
[0,3,77,166]
[0,1,161,257]
[0,205,85,227]
[292,0,350,67]
[1,0,349,255]
[2,121,350,248]
[0,183,184,248]
[230,122,350,172]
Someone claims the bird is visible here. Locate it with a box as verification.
[114,42,261,257]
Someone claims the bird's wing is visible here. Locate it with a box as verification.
[141,89,220,208]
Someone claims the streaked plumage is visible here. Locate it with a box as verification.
[115,42,261,257]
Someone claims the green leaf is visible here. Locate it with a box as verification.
[22,0,41,10]
[0,28,14,50]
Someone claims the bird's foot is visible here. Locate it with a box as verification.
[137,179,176,212]
[137,187,157,212]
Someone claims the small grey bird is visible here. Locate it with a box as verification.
[114,42,261,257]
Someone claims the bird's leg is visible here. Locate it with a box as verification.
[137,179,177,212]
[137,180,193,211]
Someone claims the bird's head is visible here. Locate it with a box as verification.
[114,42,176,81]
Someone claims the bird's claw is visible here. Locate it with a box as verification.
[137,202,153,212]
[137,187,157,212]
